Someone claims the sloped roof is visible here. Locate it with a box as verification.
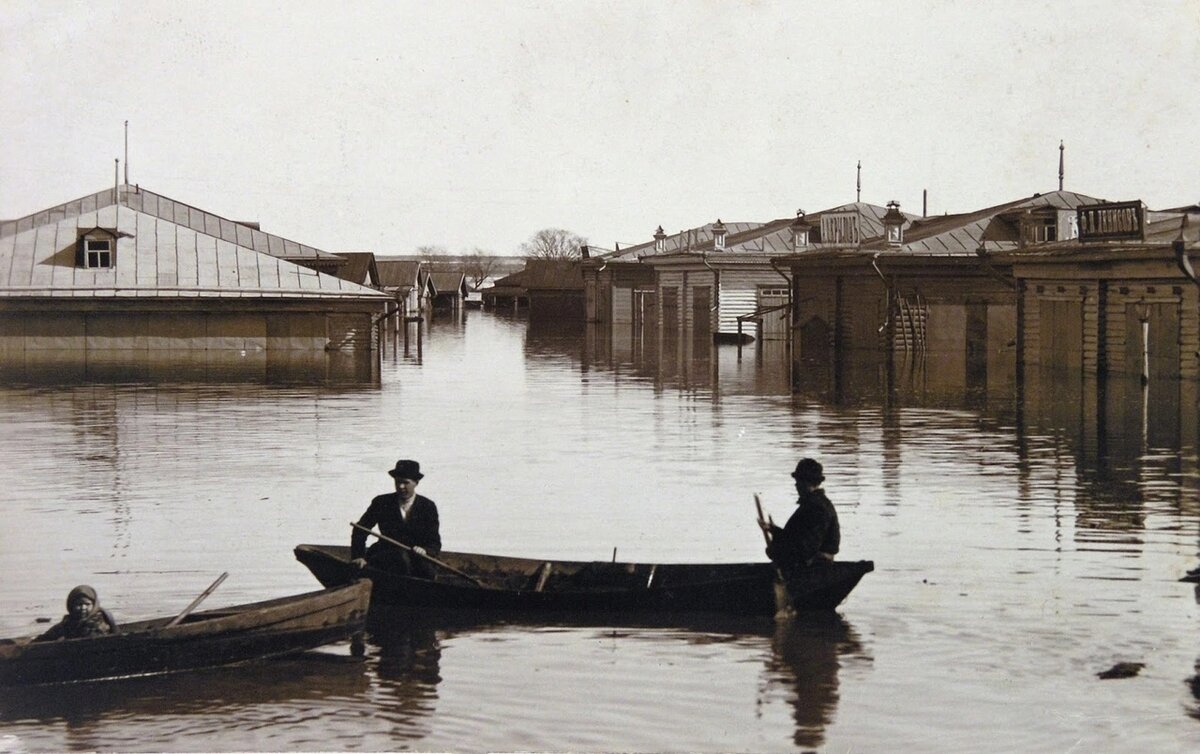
[779,190,1104,264]
[0,195,387,300]
[375,260,423,288]
[493,259,584,290]
[893,190,1100,255]
[0,186,344,264]
[428,271,466,294]
[605,221,763,261]
[332,251,380,286]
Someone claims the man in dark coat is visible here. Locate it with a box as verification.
[34,585,118,642]
[351,459,441,578]
[763,458,840,575]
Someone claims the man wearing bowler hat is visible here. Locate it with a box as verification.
[351,459,441,578]
[761,458,839,574]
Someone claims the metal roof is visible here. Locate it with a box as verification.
[0,197,387,300]
[0,186,343,263]
[605,221,764,261]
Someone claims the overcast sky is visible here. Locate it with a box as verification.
[2,1,1197,254]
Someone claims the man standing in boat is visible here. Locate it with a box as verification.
[351,459,441,578]
[762,458,839,574]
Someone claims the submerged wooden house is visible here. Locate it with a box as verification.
[485,260,584,319]
[428,271,468,312]
[781,190,1101,392]
[0,185,389,369]
[376,259,432,318]
[995,200,1200,380]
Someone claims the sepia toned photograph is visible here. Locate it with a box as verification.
[1,1,1198,752]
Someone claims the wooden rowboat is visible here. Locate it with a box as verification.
[0,580,371,686]
[294,544,871,616]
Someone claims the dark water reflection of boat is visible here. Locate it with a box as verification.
[363,606,865,749]
[0,650,368,725]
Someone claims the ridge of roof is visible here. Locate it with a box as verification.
[0,185,342,261]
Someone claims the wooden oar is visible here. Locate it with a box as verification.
[165,572,228,628]
[754,493,774,546]
[350,522,488,588]
[755,494,792,618]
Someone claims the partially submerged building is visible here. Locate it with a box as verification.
[0,185,389,373]
[781,190,1100,393]
[996,200,1200,380]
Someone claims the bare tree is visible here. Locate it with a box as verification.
[415,244,448,258]
[519,228,587,260]
[463,248,498,289]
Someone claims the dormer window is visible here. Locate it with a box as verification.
[1022,215,1056,245]
[76,228,118,269]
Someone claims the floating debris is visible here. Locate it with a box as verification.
[1097,662,1145,680]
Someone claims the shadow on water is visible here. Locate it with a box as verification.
[0,651,368,726]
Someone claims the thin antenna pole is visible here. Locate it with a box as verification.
[856,160,862,203]
[124,120,129,185]
[1058,140,1064,191]
[114,158,119,202]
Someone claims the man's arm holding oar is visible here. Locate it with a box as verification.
[350,522,488,588]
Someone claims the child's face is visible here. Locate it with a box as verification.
[69,596,94,620]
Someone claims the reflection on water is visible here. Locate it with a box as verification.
[3,310,1200,751]
[767,613,865,751]
[0,652,368,748]
[0,349,380,385]
[362,606,862,752]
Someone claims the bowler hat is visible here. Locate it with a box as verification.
[791,458,824,484]
[387,459,423,481]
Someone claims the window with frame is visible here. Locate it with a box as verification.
[85,238,113,268]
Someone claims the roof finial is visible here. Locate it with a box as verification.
[1058,140,1064,191]
[856,160,862,203]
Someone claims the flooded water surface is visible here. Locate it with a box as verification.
[1,310,1199,752]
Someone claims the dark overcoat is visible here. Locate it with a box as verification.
[351,492,441,559]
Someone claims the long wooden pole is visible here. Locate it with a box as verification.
[754,493,773,546]
[350,522,487,587]
[165,572,228,628]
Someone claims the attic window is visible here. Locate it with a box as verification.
[85,238,113,268]
[1025,217,1056,244]
[76,229,118,269]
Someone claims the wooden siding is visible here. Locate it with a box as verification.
[612,286,633,324]
[0,310,377,354]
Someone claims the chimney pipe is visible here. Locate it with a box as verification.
[923,189,927,218]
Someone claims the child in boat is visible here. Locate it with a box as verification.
[34,585,118,641]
